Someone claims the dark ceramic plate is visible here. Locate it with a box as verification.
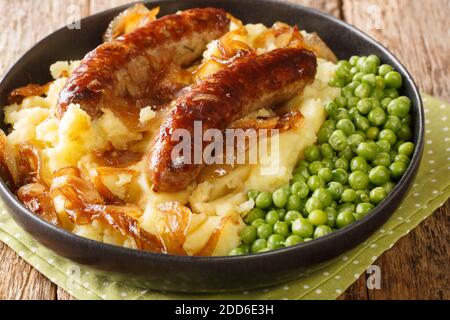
[0,0,424,293]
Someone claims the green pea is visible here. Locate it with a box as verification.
[381,97,393,109]
[321,158,334,170]
[354,115,370,131]
[265,210,280,225]
[385,71,403,89]
[229,247,246,256]
[383,181,396,194]
[255,192,273,209]
[272,188,288,208]
[305,197,323,214]
[356,141,377,161]
[375,75,386,90]
[348,107,360,120]
[378,129,397,145]
[378,64,393,77]
[372,152,391,167]
[353,72,364,82]
[247,190,259,201]
[355,190,370,203]
[376,140,391,153]
[356,202,374,216]
[366,126,380,140]
[336,119,356,136]
[388,97,411,118]
[338,146,354,162]
[251,218,266,228]
[335,108,351,121]
[348,133,365,152]
[266,234,285,250]
[251,239,267,253]
[298,160,310,168]
[348,97,360,108]
[390,161,407,179]
[371,88,385,100]
[257,224,273,240]
[335,63,350,79]
[318,167,333,183]
[307,175,325,191]
[335,157,349,171]
[329,77,346,88]
[324,207,338,228]
[369,166,390,186]
[348,171,370,190]
[395,154,410,165]
[320,143,335,159]
[397,124,412,140]
[286,194,302,211]
[238,243,250,253]
[335,96,348,108]
[309,161,323,175]
[336,211,356,229]
[273,221,290,238]
[402,114,412,126]
[314,225,333,239]
[291,218,314,238]
[304,145,321,162]
[350,156,369,172]
[389,150,398,162]
[312,187,333,208]
[240,226,257,244]
[369,187,387,204]
[342,86,355,98]
[384,115,402,132]
[341,188,357,202]
[367,55,381,68]
[290,181,309,199]
[361,74,376,87]
[361,60,378,75]
[384,88,399,99]
[397,142,414,157]
[318,127,333,144]
[355,83,372,98]
[295,166,310,180]
[337,203,356,215]
[368,107,387,126]
[332,168,348,185]
[291,173,306,184]
[322,119,336,130]
[327,181,344,200]
[308,209,328,226]
[285,235,304,247]
[349,56,360,66]
[284,210,301,225]
[245,208,265,224]
[356,56,368,71]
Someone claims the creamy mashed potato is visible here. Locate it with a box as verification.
[2,22,338,255]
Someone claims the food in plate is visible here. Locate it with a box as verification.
[0,4,415,257]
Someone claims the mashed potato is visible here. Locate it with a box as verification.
[2,21,338,255]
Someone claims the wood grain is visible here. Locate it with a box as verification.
[0,0,448,300]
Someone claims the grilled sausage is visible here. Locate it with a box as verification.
[57,8,230,125]
[149,47,317,192]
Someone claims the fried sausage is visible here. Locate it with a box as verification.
[149,47,317,192]
[57,8,230,124]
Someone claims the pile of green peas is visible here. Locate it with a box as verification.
[228,54,415,256]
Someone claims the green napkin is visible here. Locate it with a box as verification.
[0,94,449,300]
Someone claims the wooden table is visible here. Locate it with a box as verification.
[0,0,449,300]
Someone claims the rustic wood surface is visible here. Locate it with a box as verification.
[0,0,449,300]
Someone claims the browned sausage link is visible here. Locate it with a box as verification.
[149,48,317,192]
[57,8,230,120]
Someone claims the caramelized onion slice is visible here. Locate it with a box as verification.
[103,4,160,42]
[0,130,18,189]
[157,202,192,255]
[8,83,50,104]
[17,183,60,226]
[229,110,303,132]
